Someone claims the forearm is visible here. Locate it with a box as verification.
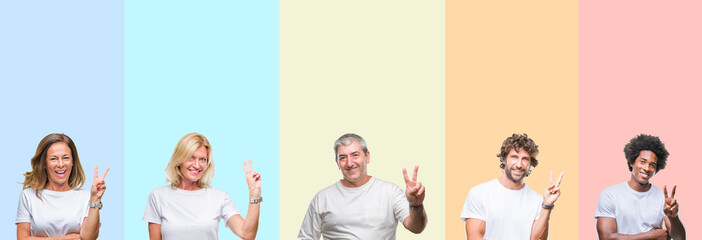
[19,235,79,240]
[80,206,100,240]
[667,216,685,240]
[240,203,261,240]
[531,208,551,240]
[600,230,663,240]
[405,206,427,234]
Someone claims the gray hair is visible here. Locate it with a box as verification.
[334,133,369,160]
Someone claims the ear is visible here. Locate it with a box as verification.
[365,151,371,164]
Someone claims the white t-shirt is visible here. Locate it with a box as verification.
[595,182,665,234]
[143,186,240,240]
[461,179,543,240]
[15,188,90,237]
[298,177,410,240]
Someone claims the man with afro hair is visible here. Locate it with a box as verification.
[595,134,686,240]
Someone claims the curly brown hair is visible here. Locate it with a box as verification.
[497,133,539,169]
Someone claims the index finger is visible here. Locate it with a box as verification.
[242,161,249,174]
[671,185,677,199]
[402,168,410,183]
[94,165,99,179]
[248,159,253,172]
[664,185,668,197]
[556,171,564,186]
[549,171,554,185]
[412,166,419,182]
[101,167,110,180]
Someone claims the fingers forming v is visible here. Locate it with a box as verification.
[412,166,419,182]
[402,168,410,184]
[556,171,564,186]
[664,185,668,197]
[101,167,110,180]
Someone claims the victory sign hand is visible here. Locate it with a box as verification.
[91,165,110,203]
[403,166,425,206]
[663,185,679,218]
[243,159,262,199]
[543,171,564,206]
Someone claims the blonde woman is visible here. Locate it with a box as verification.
[143,133,262,240]
[16,133,109,240]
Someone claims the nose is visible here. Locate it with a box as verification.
[58,159,64,168]
[194,160,201,168]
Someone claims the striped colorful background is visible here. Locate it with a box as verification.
[2,0,700,239]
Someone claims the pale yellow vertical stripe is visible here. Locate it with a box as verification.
[445,0,579,239]
[280,1,445,239]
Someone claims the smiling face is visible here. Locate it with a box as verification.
[179,145,209,188]
[44,142,73,191]
[502,148,532,183]
[336,140,371,187]
[630,150,658,188]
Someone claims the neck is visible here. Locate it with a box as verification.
[340,175,371,188]
[45,181,71,192]
[498,174,525,190]
[179,180,202,191]
[627,174,651,192]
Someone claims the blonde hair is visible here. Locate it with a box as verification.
[22,133,86,199]
[165,133,215,188]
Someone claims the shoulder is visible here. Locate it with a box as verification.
[205,186,231,199]
[521,184,543,204]
[370,177,402,190]
[647,184,665,200]
[469,179,498,195]
[149,185,174,197]
[20,188,36,196]
[599,182,626,197]
[313,181,342,198]
[74,188,90,198]
[206,186,227,194]
[649,184,663,194]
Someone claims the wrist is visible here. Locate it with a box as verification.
[410,203,423,211]
[541,202,554,210]
[249,197,262,204]
[89,201,103,209]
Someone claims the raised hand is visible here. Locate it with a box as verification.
[663,185,679,218]
[543,171,564,206]
[402,166,425,206]
[91,165,110,203]
[243,159,262,199]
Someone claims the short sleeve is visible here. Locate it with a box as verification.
[143,189,162,224]
[221,191,239,225]
[392,184,410,223]
[533,194,543,221]
[81,190,90,219]
[298,196,322,240]
[460,187,485,221]
[15,190,31,224]
[595,189,616,219]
